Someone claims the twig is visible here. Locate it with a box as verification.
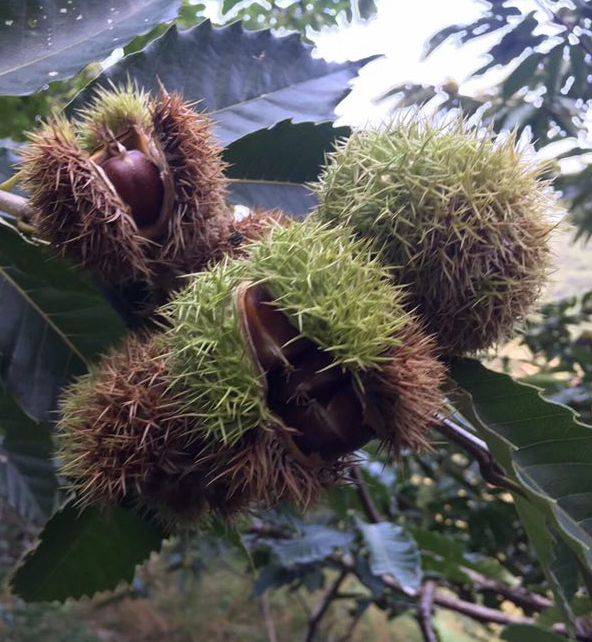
[436,592,592,640]
[295,589,312,618]
[336,607,365,642]
[305,570,348,642]
[0,189,33,221]
[554,622,592,642]
[418,580,439,642]
[434,415,525,495]
[432,590,534,626]
[463,567,553,612]
[351,465,382,523]
[261,591,279,642]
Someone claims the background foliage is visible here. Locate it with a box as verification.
[0,1,591,641]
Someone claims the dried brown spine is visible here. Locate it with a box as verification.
[150,92,232,277]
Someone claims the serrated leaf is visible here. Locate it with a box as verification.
[69,20,374,145]
[267,525,354,569]
[0,225,125,420]
[358,521,422,594]
[450,359,592,580]
[11,503,164,602]
[0,383,58,523]
[224,120,349,216]
[0,0,182,96]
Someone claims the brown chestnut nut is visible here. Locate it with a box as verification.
[281,388,374,459]
[241,284,311,371]
[101,149,164,228]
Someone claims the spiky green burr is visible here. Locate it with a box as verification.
[313,118,554,354]
[163,220,409,446]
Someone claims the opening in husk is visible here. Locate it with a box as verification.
[237,283,375,460]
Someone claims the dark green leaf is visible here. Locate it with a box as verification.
[0,0,182,96]
[488,14,545,67]
[539,596,592,627]
[358,521,422,594]
[450,359,592,578]
[0,383,58,523]
[502,53,543,98]
[224,120,349,217]
[423,8,520,59]
[568,44,588,96]
[11,504,164,602]
[69,21,374,145]
[545,44,566,99]
[0,225,125,420]
[514,496,575,623]
[412,528,514,585]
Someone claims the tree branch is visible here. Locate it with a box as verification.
[336,607,365,642]
[261,591,278,642]
[434,414,525,496]
[0,190,33,221]
[463,567,553,612]
[351,465,383,523]
[432,590,534,626]
[305,570,348,642]
[418,580,439,642]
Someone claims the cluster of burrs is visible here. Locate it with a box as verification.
[20,85,555,527]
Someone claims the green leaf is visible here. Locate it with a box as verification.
[0,0,182,96]
[0,383,58,523]
[501,624,565,642]
[358,521,422,594]
[266,525,354,569]
[222,0,244,13]
[0,225,125,420]
[513,496,576,624]
[412,528,515,585]
[488,13,545,67]
[502,53,543,99]
[70,20,374,145]
[450,359,592,579]
[544,43,565,100]
[11,504,164,602]
[539,596,592,627]
[224,120,349,217]
[568,44,587,96]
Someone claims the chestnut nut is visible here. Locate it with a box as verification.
[101,149,164,228]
